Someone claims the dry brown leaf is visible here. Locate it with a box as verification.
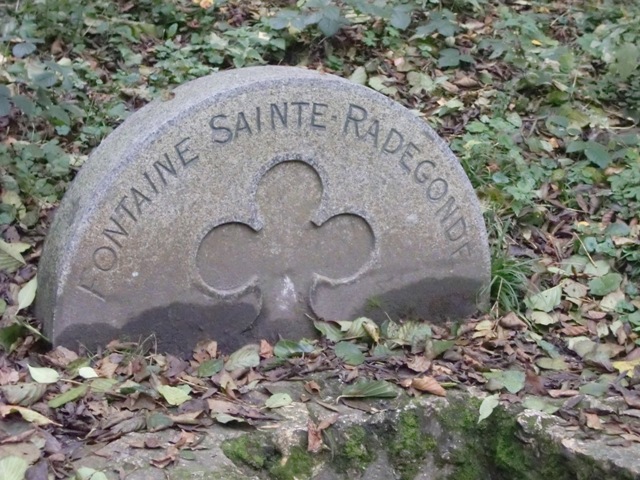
[499,312,527,331]
[44,346,79,368]
[150,446,179,468]
[173,431,197,448]
[406,355,431,373]
[453,75,480,88]
[304,380,321,395]
[259,340,273,358]
[145,437,162,449]
[584,413,603,430]
[169,411,203,424]
[621,433,640,443]
[524,370,548,396]
[587,311,607,320]
[411,376,446,397]
[398,378,413,388]
[560,325,588,336]
[0,367,19,386]
[548,389,579,398]
[307,420,323,453]
[95,356,119,378]
[317,413,339,431]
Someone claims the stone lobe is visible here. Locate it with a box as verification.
[37,66,490,352]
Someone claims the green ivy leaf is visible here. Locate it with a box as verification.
[478,394,499,423]
[334,341,365,366]
[0,240,29,273]
[48,385,89,408]
[390,6,412,30]
[483,370,525,394]
[146,412,174,432]
[589,273,623,296]
[584,141,610,168]
[525,285,562,312]
[197,358,224,377]
[265,392,292,409]
[314,320,344,342]
[12,42,36,58]
[274,339,314,359]
[17,276,37,312]
[339,380,398,400]
[27,364,59,384]
[225,344,260,371]
[0,382,46,406]
[157,385,191,406]
[0,456,28,480]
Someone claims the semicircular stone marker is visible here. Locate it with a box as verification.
[37,66,491,353]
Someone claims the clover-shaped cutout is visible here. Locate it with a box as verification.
[195,160,374,323]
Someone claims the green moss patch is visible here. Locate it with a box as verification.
[222,435,314,480]
[388,410,437,480]
[334,425,376,473]
[269,446,314,480]
[437,397,635,480]
[221,435,275,470]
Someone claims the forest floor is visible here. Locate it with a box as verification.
[0,0,639,478]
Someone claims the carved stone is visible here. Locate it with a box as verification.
[37,66,490,352]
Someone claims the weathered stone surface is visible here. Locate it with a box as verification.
[37,66,490,352]
[71,383,640,480]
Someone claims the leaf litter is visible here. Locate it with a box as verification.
[2,0,640,476]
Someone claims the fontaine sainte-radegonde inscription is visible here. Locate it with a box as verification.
[37,66,490,353]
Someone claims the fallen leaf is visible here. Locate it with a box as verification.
[589,273,622,296]
[0,405,60,426]
[536,357,567,371]
[265,392,292,409]
[525,285,562,312]
[612,358,640,377]
[548,389,579,398]
[27,364,59,384]
[313,320,344,342]
[406,356,431,373]
[530,311,557,326]
[584,412,603,430]
[45,346,79,368]
[338,380,398,400]
[499,312,527,330]
[0,456,28,480]
[17,276,37,312]
[259,339,273,358]
[150,446,179,468]
[334,342,365,366]
[411,376,446,396]
[214,413,246,424]
[0,240,29,273]
[478,394,499,423]
[225,344,260,371]
[157,385,191,406]
[273,339,314,359]
[48,385,89,408]
[78,367,99,379]
[304,381,321,395]
[0,383,46,406]
[146,412,174,432]
[483,370,526,394]
[307,420,323,453]
[522,396,559,414]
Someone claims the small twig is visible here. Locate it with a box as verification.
[573,233,597,267]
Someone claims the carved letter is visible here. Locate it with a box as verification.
[382,128,404,154]
[210,115,233,144]
[343,104,367,137]
[175,137,198,167]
